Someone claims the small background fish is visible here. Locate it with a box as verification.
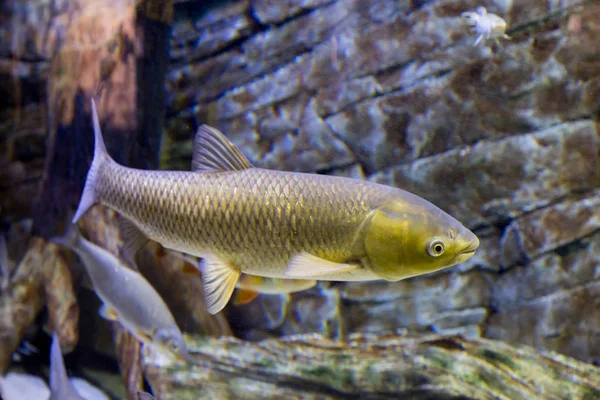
[52,222,189,362]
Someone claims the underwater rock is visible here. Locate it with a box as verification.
[371,120,600,229]
[171,0,257,62]
[143,332,600,400]
[167,0,600,174]
[251,0,335,24]
[499,191,600,267]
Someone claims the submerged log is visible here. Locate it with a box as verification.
[143,332,600,400]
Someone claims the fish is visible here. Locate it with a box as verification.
[73,99,480,314]
[52,223,189,362]
[461,6,511,46]
[49,332,84,400]
[234,274,317,305]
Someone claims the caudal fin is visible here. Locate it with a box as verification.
[72,98,111,223]
[50,332,81,399]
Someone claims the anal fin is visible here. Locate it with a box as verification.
[199,255,241,314]
[120,217,149,263]
[285,252,359,278]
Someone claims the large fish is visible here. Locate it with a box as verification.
[49,332,84,400]
[73,99,479,314]
[52,223,189,362]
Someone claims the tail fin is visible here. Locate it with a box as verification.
[72,98,110,223]
[49,332,81,399]
[49,332,68,394]
[50,223,81,250]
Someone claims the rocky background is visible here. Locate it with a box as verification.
[1,0,600,398]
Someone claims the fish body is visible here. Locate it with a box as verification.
[96,160,397,281]
[49,333,84,400]
[74,100,479,314]
[462,6,510,46]
[52,224,189,361]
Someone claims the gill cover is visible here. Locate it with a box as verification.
[362,206,458,281]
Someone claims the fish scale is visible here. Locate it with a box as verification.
[97,162,384,274]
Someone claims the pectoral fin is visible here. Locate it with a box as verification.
[233,289,260,305]
[199,255,241,314]
[285,252,359,277]
[99,304,118,321]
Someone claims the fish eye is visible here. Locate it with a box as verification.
[427,239,445,257]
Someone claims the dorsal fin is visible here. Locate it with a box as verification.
[192,125,253,172]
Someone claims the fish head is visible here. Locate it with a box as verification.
[362,198,479,281]
[152,327,190,363]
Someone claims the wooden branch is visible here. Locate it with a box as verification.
[143,332,600,400]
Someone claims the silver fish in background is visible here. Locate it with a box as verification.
[462,6,511,46]
[49,332,84,400]
[73,99,479,314]
[52,223,189,362]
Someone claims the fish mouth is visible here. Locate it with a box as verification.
[459,241,480,257]
[460,250,476,258]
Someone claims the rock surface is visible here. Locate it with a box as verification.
[143,332,600,400]
[165,0,600,363]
